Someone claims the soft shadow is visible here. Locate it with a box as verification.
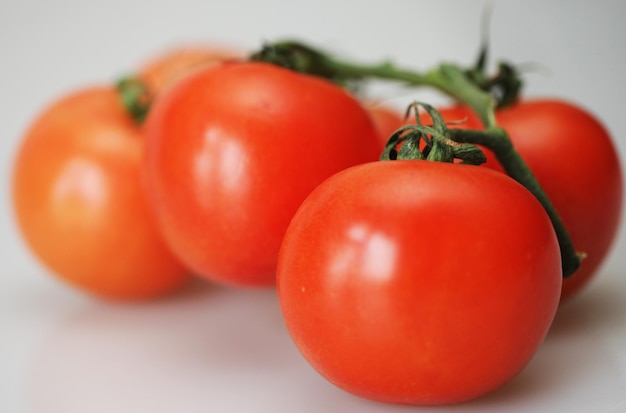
[549,271,626,340]
[23,271,626,413]
[369,271,626,413]
[24,284,300,413]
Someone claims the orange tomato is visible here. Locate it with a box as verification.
[12,87,190,300]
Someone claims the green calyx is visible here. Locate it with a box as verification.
[116,76,153,125]
[380,102,486,166]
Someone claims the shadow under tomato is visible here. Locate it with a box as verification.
[471,270,626,409]
[23,270,626,413]
[24,285,301,413]
[386,271,626,412]
[548,270,626,340]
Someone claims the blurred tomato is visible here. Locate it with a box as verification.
[12,87,190,300]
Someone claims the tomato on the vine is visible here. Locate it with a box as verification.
[425,99,623,301]
[143,61,382,287]
[12,87,190,300]
[493,99,622,300]
[277,160,562,405]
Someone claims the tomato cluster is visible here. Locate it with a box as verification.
[11,45,240,300]
[11,38,623,406]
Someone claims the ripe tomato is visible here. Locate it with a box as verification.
[492,100,623,300]
[137,45,242,96]
[428,100,623,301]
[143,61,382,287]
[12,87,190,300]
[277,160,562,405]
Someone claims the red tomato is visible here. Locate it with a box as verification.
[430,100,623,301]
[277,160,562,405]
[12,87,190,300]
[143,61,382,287]
[137,45,242,96]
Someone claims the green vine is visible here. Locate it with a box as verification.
[251,40,581,277]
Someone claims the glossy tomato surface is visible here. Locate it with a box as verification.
[12,87,190,300]
[143,61,382,287]
[277,160,562,405]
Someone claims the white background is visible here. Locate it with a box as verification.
[2,1,626,412]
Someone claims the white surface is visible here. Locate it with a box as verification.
[2,1,626,412]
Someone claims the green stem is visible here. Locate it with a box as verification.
[448,127,581,277]
[316,58,497,127]
[257,42,497,127]
[253,41,581,277]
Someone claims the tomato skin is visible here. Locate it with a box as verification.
[12,87,190,300]
[277,160,562,405]
[143,62,382,287]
